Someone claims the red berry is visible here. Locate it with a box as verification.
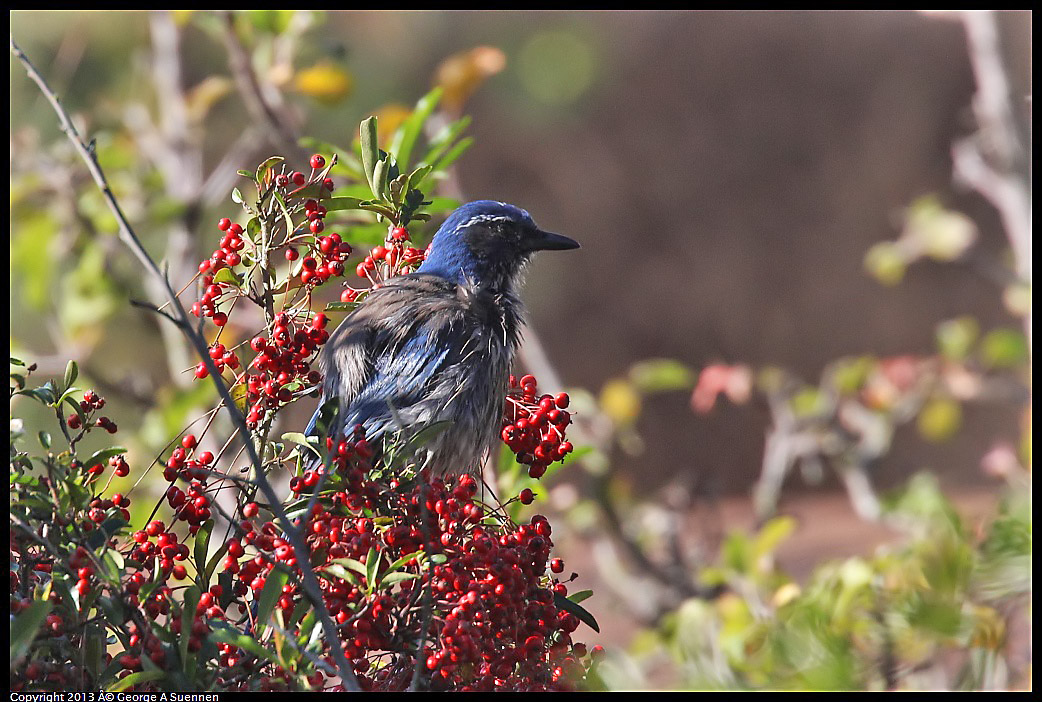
[310,219,324,234]
[285,247,299,261]
[519,488,535,505]
[291,171,306,186]
[195,363,209,379]
[310,154,325,170]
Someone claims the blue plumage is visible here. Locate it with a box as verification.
[310,200,578,476]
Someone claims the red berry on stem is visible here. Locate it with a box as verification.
[310,154,325,169]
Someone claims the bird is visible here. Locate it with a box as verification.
[307,200,579,476]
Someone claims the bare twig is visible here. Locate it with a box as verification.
[10,34,361,692]
[954,10,1031,349]
[219,11,307,164]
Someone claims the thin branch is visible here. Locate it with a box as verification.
[955,10,1031,351]
[10,35,361,692]
[219,11,307,164]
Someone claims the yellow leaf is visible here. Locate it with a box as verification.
[917,397,962,442]
[186,76,233,124]
[599,378,641,424]
[372,104,412,147]
[435,46,506,113]
[771,582,801,608]
[294,60,353,105]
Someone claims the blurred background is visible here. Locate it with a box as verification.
[10,10,1031,690]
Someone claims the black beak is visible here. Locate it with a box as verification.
[526,228,580,252]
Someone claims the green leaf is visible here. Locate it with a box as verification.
[388,173,410,207]
[296,608,318,647]
[430,136,473,173]
[212,267,244,287]
[10,599,51,664]
[204,540,231,585]
[255,155,285,186]
[17,380,57,405]
[254,567,290,634]
[364,547,379,593]
[754,516,797,558]
[389,87,443,171]
[106,670,166,692]
[84,624,103,678]
[63,360,78,392]
[83,446,128,472]
[358,200,397,220]
[628,358,696,393]
[936,317,979,361]
[360,116,379,197]
[37,431,51,450]
[99,549,125,582]
[282,431,322,458]
[379,572,419,587]
[567,589,594,604]
[179,586,201,670]
[319,563,361,586]
[322,196,365,212]
[422,115,471,169]
[237,169,255,179]
[372,158,389,201]
[194,520,214,583]
[231,187,244,205]
[554,591,599,632]
[384,550,424,574]
[979,328,1028,369]
[407,164,434,190]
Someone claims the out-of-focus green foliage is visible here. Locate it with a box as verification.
[587,473,1030,691]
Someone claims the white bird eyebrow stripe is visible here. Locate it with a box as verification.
[459,214,510,228]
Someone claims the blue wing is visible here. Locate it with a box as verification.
[310,275,469,444]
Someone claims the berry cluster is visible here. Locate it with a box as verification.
[11,148,595,693]
[241,311,329,428]
[192,218,246,327]
[502,374,574,478]
[66,389,116,433]
[206,473,593,692]
[187,156,350,431]
[345,226,427,302]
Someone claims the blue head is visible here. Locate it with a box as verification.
[417,200,579,290]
